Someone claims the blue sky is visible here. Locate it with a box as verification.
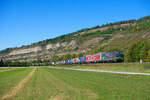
[0,0,150,50]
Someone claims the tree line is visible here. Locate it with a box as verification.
[125,40,150,62]
[0,59,51,67]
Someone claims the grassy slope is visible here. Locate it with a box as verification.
[55,63,150,73]
[8,67,150,100]
[0,67,33,98]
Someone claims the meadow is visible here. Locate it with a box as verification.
[55,63,150,73]
[0,66,150,100]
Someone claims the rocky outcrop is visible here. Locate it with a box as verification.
[9,46,42,56]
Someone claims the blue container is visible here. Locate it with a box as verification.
[65,60,69,64]
[79,56,86,63]
[68,59,71,64]
[53,61,56,65]
[70,59,74,64]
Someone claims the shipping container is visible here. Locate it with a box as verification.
[79,56,86,63]
[70,59,74,64]
[65,60,69,64]
[73,58,80,63]
[85,55,92,63]
[91,53,101,62]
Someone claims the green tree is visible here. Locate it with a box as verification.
[0,59,4,67]
[145,49,150,62]
[125,40,150,62]
[51,56,60,62]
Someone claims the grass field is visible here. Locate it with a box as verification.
[0,67,33,98]
[0,66,150,100]
[55,63,150,73]
[0,68,18,72]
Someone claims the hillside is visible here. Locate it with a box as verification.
[0,15,150,64]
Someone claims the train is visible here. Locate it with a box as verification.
[52,51,124,65]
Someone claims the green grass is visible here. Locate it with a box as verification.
[0,68,13,72]
[6,67,150,100]
[0,67,22,72]
[55,63,150,73]
[0,67,33,98]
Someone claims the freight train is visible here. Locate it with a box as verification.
[52,51,124,65]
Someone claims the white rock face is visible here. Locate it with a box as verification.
[46,41,75,50]
[61,42,67,47]
[9,46,42,56]
[8,41,72,56]
[46,43,61,50]
[46,44,53,49]
[69,40,76,45]
[56,43,60,47]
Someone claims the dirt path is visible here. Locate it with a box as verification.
[49,96,63,100]
[0,67,37,100]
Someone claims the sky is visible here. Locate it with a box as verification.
[0,0,150,50]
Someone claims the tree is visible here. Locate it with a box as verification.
[0,59,4,67]
[146,49,150,62]
[51,56,60,62]
[125,40,150,62]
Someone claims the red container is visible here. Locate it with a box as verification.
[92,54,101,61]
[85,55,92,62]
